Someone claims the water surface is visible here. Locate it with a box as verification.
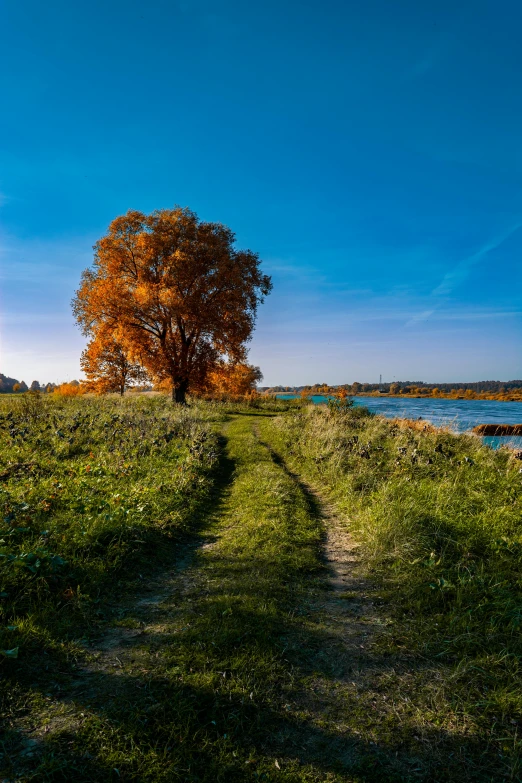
[277,394,522,450]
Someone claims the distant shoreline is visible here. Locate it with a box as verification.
[270,391,522,403]
[354,392,522,403]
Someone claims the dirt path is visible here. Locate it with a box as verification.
[256,428,381,667]
[6,534,220,774]
[4,415,404,782]
[250,425,409,773]
[254,438,395,773]
[315,495,381,663]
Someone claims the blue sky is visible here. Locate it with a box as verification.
[1,0,521,386]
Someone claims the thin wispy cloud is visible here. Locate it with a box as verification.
[404,309,435,327]
[1,312,73,325]
[0,233,95,285]
[1,348,81,360]
[432,220,522,297]
[406,15,463,82]
[259,298,521,338]
[401,220,522,330]
[0,261,79,283]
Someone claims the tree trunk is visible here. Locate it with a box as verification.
[172,379,189,404]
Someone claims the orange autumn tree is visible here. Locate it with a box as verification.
[206,361,262,398]
[81,334,149,396]
[54,381,85,397]
[72,208,272,403]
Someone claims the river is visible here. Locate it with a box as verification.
[276,394,522,450]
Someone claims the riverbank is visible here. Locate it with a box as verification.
[267,390,522,403]
[275,393,522,448]
[267,401,522,780]
[473,423,522,436]
[354,391,522,402]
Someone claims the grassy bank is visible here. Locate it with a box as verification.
[0,394,223,678]
[267,402,522,777]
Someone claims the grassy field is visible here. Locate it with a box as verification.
[267,401,522,779]
[0,393,224,654]
[1,394,521,781]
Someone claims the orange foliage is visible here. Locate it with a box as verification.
[153,378,174,393]
[54,382,86,397]
[72,207,271,403]
[205,362,262,398]
[389,417,441,434]
[81,333,148,396]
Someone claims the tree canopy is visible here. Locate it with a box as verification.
[206,361,262,398]
[81,333,149,396]
[73,207,271,402]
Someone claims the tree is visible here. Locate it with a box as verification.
[72,208,271,403]
[12,383,21,393]
[81,334,149,396]
[0,374,18,393]
[30,380,41,391]
[389,382,400,395]
[19,381,28,392]
[206,362,262,397]
[54,382,85,397]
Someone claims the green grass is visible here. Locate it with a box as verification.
[1,407,330,781]
[0,394,223,671]
[267,403,522,778]
[2,395,522,781]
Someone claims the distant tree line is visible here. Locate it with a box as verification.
[0,375,67,394]
[418,380,522,393]
[262,380,522,395]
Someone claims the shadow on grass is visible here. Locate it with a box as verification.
[0,434,237,773]
[256,435,324,517]
[1,434,516,783]
[1,595,510,782]
[225,409,282,418]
